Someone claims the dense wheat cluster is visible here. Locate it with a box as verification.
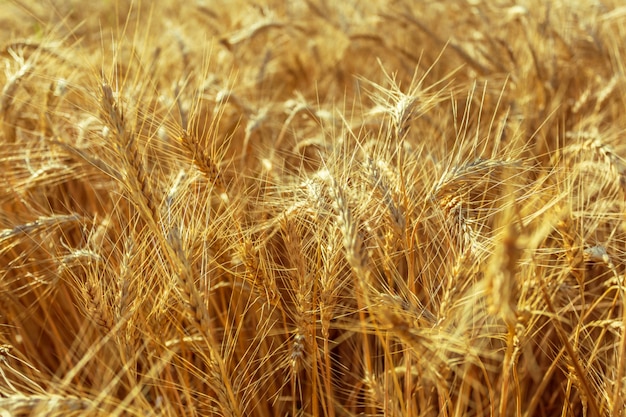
[1,0,626,416]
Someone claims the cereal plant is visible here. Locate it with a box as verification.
[1,1,625,416]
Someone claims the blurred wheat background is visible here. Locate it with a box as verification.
[1,0,626,416]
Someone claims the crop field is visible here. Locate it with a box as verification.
[1,1,625,416]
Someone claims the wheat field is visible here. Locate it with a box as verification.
[1,0,625,416]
